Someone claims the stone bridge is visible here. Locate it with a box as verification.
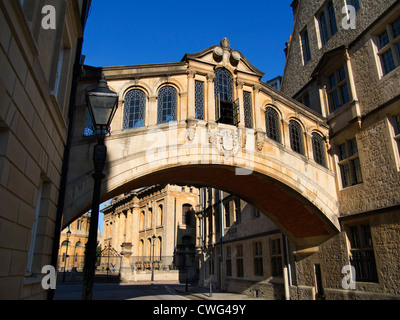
[63,39,340,249]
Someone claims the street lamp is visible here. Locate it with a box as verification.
[151,235,156,282]
[63,229,72,283]
[82,74,119,300]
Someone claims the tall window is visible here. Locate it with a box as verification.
[214,68,234,102]
[243,91,253,128]
[347,224,378,282]
[195,80,204,120]
[254,242,263,276]
[157,86,177,124]
[337,138,363,188]
[234,198,241,224]
[265,107,281,143]
[327,65,350,112]
[270,238,283,276]
[182,204,192,226]
[376,16,400,76]
[289,120,305,155]
[224,202,231,228]
[226,246,232,277]
[301,27,312,64]
[312,133,327,167]
[123,89,146,129]
[318,1,338,46]
[214,68,238,125]
[236,244,244,277]
[157,204,163,226]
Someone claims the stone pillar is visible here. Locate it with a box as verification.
[148,95,158,126]
[120,242,133,283]
[282,119,290,149]
[126,209,132,244]
[253,84,263,132]
[305,132,313,160]
[206,73,216,122]
[236,80,245,129]
[187,69,196,119]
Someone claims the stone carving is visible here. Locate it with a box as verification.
[186,118,198,142]
[255,130,266,152]
[209,127,241,159]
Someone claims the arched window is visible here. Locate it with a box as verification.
[289,120,305,155]
[214,68,233,102]
[157,204,163,226]
[157,86,177,124]
[123,89,145,129]
[140,211,145,231]
[139,240,144,257]
[265,107,281,143]
[157,237,162,259]
[312,132,327,167]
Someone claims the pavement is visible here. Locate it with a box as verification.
[173,283,266,300]
[53,281,267,300]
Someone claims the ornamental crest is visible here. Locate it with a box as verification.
[212,128,241,159]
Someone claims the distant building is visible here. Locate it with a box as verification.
[198,188,290,300]
[266,76,282,90]
[102,185,200,282]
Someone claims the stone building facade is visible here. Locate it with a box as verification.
[58,213,90,274]
[281,0,400,299]
[198,187,292,300]
[102,184,200,282]
[0,0,90,299]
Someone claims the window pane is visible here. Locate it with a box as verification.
[289,120,304,155]
[319,12,329,45]
[347,0,360,11]
[195,81,204,120]
[352,158,363,184]
[330,91,340,111]
[243,91,253,129]
[392,17,400,38]
[301,29,312,63]
[312,133,327,167]
[340,163,351,187]
[338,143,347,161]
[328,3,338,35]
[349,138,358,156]
[157,86,177,124]
[338,66,346,82]
[377,30,389,50]
[381,50,395,75]
[394,114,400,135]
[214,68,233,102]
[265,108,281,143]
[340,83,350,104]
[123,89,145,129]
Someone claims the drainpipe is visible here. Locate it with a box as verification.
[219,190,225,291]
[47,0,91,301]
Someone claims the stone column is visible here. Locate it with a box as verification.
[305,132,313,160]
[206,73,216,122]
[120,243,133,283]
[236,80,245,129]
[253,84,263,132]
[148,95,158,127]
[282,119,290,148]
[187,69,196,119]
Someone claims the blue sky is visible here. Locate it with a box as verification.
[82,0,294,82]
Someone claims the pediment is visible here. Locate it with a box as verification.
[181,38,265,78]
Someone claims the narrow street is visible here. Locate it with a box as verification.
[54,283,195,300]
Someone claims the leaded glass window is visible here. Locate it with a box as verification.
[123,89,145,129]
[195,80,204,120]
[265,107,281,143]
[243,91,253,128]
[214,68,233,102]
[289,120,305,155]
[312,133,327,167]
[157,86,177,124]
